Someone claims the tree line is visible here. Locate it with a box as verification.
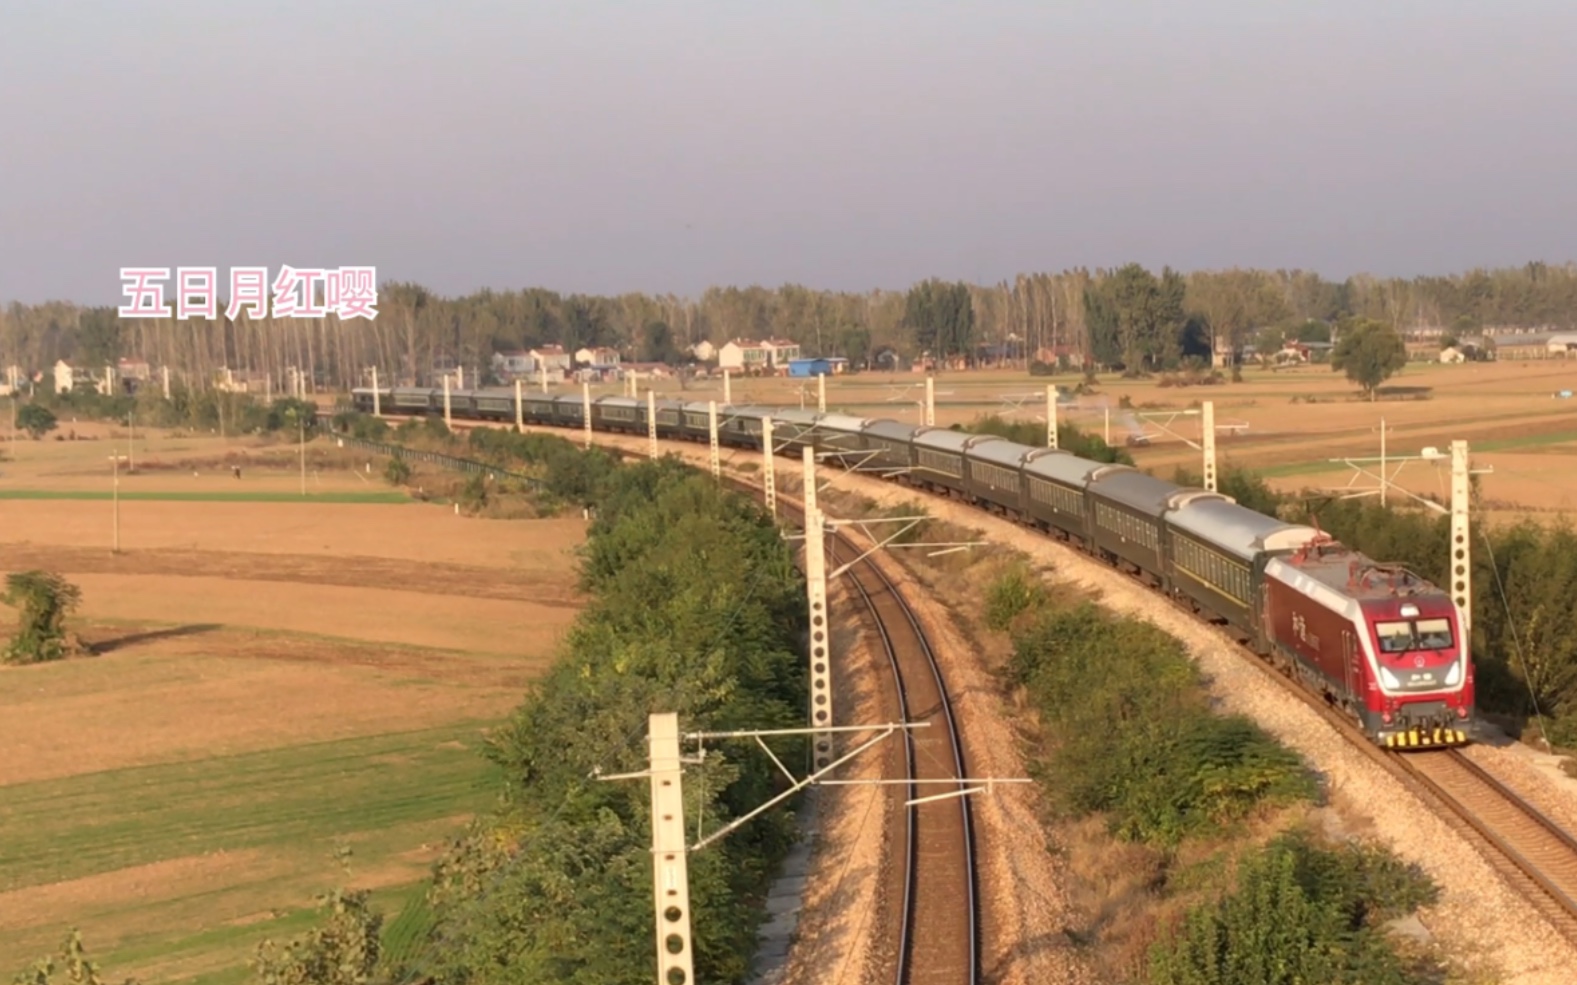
[4,262,1575,388]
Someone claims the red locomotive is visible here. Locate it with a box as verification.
[1263,535,1473,748]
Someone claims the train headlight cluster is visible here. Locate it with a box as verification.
[1445,661,1462,687]
[1380,667,1402,690]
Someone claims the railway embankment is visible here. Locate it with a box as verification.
[495,421,1577,985]
[813,463,1577,985]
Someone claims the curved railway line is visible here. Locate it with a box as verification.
[782,503,980,985]
[332,412,1577,963]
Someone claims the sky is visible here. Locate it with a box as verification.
[1,0,1574,305]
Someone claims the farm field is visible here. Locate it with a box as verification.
[0,426,585,983]
[632,358,1577,521]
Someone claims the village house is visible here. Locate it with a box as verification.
[529,345,573,374]
[717,338,803,373]
[491,350,535,380]
[689,340,716,363]
[53,360,113,395]
[574,346,622,367]
[1484,331,1577,360]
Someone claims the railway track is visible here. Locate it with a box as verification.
[406,416,983,979]
[349,413,1577,961]
[820,533,978,985]
[1401,749,1577,942]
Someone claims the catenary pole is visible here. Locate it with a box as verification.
[803,446,833,770]
[708,400,720,478]
[1202,400,1217,492]
[648,389,658,460]
[1046,384,1058,449]
[762,416,776,517]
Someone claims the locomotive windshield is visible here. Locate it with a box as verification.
[1376,618,1454,654]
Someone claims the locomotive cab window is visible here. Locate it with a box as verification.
[1376,618,1454,653]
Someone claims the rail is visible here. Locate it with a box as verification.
[331,410,982,982]
[773,504,978,985]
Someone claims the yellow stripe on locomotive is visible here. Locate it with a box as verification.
[1382,727,1469,749]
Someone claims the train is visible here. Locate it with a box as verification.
[348,384,1476,749]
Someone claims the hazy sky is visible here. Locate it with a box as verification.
[2,1,1574,305]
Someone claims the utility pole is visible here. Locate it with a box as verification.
[708,400,720,479]
[161,365,170,400]
[1379,418,1389,507]
[540,364,548,394]
[1046,384,1058,449]
[1201,400,1216,493]
[723,370,732,406]
[127,411,135,473]
[924,376,935,427]
[1324,439,1489,638]
[371,367,381,417]
[1104,406,1111,446]
[582,381,593,449]
[442,374,452,429]
[817,372,826,413]
[598,714,935,985]
[762,417,776,517]
[514,379,523,430]
[646,713,695,985]
[298,412,306,497]
[803,447,833,770]
[647,389,658,460]
[266,372,273,404]
[456,364,464,389]
[1450,440,1472,635]
[110,454,125,553]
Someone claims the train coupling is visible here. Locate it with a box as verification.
[1381,726,1470,750]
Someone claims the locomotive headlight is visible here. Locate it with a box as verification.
[1379,667,1402,690]
[1445,661,1462,687]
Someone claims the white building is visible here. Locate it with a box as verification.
[492,350,535,379]
[690,340,716,362]
[54,360,112,395]
[529,345,573,373]
[717,337,802,373]
[574,346,622,366]
[1547,334,1577,357]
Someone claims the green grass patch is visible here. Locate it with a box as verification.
[1007,602,1314,848]
[1476,428,1577,452]
[0,724,499,894]
[0,489,410,504]
[1251,459,1353,479]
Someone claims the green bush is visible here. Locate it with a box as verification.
[1149,834,1438,985]
[985,564,1046,632]
[2,571,84,665]
[382,457,412,486]
[1008,603,1313,847]
[421,462,806,985]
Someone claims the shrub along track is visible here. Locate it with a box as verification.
[1082,537,1577,949]
[411,420,982,985]
[377,417,1577,973]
